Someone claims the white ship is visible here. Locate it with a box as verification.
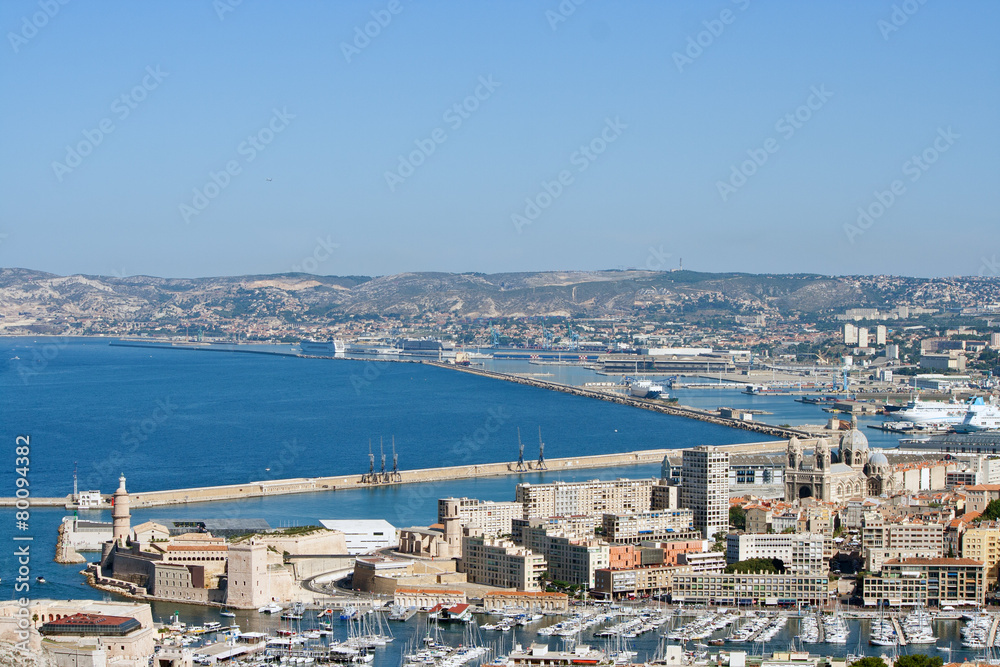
[891,397,977,425]
[629,379,666,400]
[299,338,344,356]
[954,397,1000,432]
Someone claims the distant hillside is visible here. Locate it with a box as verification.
[0,267,993,333]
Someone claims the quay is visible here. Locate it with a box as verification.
[0,440,788,510]
[426,361,810,440]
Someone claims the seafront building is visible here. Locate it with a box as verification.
[438,497,524,536]
[459,533,546,591]
[521,526,609,588]
[861,511,946,571]
[862,557,986,607]
[725,532,826,575]
[961,521,1000,584]
[671,571,831,606]
[515,478,655,519]
[681,446,730,539]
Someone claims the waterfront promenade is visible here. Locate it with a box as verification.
[1,439,788,509]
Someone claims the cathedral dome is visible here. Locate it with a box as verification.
[839,426,869,452]
[868,450,889,467]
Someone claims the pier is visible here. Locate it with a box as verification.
[0,440,790,509]
[427,361,810,440]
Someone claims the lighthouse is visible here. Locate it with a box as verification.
[111,474,131,546]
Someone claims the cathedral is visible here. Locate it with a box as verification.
[783,421,893,502]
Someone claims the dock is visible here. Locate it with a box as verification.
[891,617,908,646]
[0,440,791,509]
[425,362,810,440]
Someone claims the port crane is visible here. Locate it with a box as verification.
[515,428,527,472]
[536,427,547,470]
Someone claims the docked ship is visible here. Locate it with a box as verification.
[954,397,1000,432]
[891,396,996,426]
[629,379,666,400]
[298,338,344,356]
[398,338,455,358]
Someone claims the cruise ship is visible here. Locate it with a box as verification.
[954,397,1000,432]
[890,397,976,425]
[298,339,344,356]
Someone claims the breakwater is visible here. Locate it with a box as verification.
[1,440,790,509]
[426,361,810,440]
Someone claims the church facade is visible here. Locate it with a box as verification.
[784,424,893,502]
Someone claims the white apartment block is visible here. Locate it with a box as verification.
[521,527,609,588]
[460,534,546,591]
[862,511,945,572]
[438,497,524,536]
[681,446,730,540]
[725,532,827,575]
[601,509,695,543]
[515,478,654,519]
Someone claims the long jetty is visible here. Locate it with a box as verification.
[425,361,810,440]
[1,440,791,510]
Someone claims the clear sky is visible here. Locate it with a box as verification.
[1,1,997,279]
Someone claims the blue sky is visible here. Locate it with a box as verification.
[1,1,997,279]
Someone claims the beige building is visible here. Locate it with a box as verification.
[863,557,986,607]
[862,512,945,572]
[515,478,655,519]
[439,497,524,536]
[965,485,1000,513]
[521,527,609,588]
[672,572,831,606]
[744,505,772,534]
[226,540,269,609]
[460,534,546,591]
[962,522,1000,584]
[602,509,695,544]
[394,588,466,609]
[483,591,569,612]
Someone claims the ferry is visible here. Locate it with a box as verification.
[298,338,344,356]
[892,396,1000,427]
[629,378,666,399]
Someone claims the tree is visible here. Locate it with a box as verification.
[977,499,1000,522]
[725,558,785,574]
[895,656,943,667]
[852,658,887,667]
[781,526,796,534]
[730,506,746,530]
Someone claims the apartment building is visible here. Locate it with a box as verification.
[964,485,1000,514]
[459,535,546,591]
[961,521,1000,584]
[681,446,730,540]
[601,509,695,544]
[862,511,945,572]
[516,478,655,519]
[511,515,600,544]
[521,527,609,588]
[438,497,524,536]
[671,572,830,606]
[863,558,986,607]
[725,532,827,575]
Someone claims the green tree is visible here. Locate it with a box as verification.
[725,558,785,574]
[852,657,888,667]
[977,499,1000,522]
[895,656,943,667]
[730,506,746,530]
